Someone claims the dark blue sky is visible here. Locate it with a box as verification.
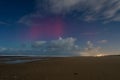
[0,0,120,56]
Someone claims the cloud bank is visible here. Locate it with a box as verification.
[18,0,120,26]
[34,0,120,23]
[80,41,103,56]
[0,37,113,57]
[31,37,80,56]
[0,37,80,56]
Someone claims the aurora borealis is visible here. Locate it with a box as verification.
[0,0,120,56]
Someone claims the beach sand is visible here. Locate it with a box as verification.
[0,56,120,80]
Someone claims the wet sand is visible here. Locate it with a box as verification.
[0,56,120,80]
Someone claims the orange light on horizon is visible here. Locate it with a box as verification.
[94,54,105,57]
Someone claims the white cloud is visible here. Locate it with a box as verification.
[18,0,120,25]
[0,38,119,56]
[36,0,120,22]
[0,48,8,52]
[80,41,104,56]
[84,15,96,22]
[18,12,43,26]
[32,41,46,48]
[31,39,108,56]
[97,40,108,44]
[31,37,80,56]
[108,14,120,22]
[48,0,82,14]
[103,1,120,19]
[0,37,81,56]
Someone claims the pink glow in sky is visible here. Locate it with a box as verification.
[29,17,64,40]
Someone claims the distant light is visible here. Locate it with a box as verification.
[94,54,105,57]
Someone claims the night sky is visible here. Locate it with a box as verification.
[0,0,120,56]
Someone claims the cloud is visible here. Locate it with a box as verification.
[18,12,43,26]
[0,37,80,56]
[80,41,104,56]
[18,0,120,26]
[103,1,120,18]
[34,0,120,23]
[84,15,96,22]
[30,38,108,56]
[31,37,80,56]
[32,41,47,48]
[47,0,82,14]
[0,37,79,56]
[0,21,10,25]
[107,14,120,22]
[97,40,108,44]
[0,48,8,52]
[0,37,118,56]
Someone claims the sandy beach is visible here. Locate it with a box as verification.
[0,56,120,80]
